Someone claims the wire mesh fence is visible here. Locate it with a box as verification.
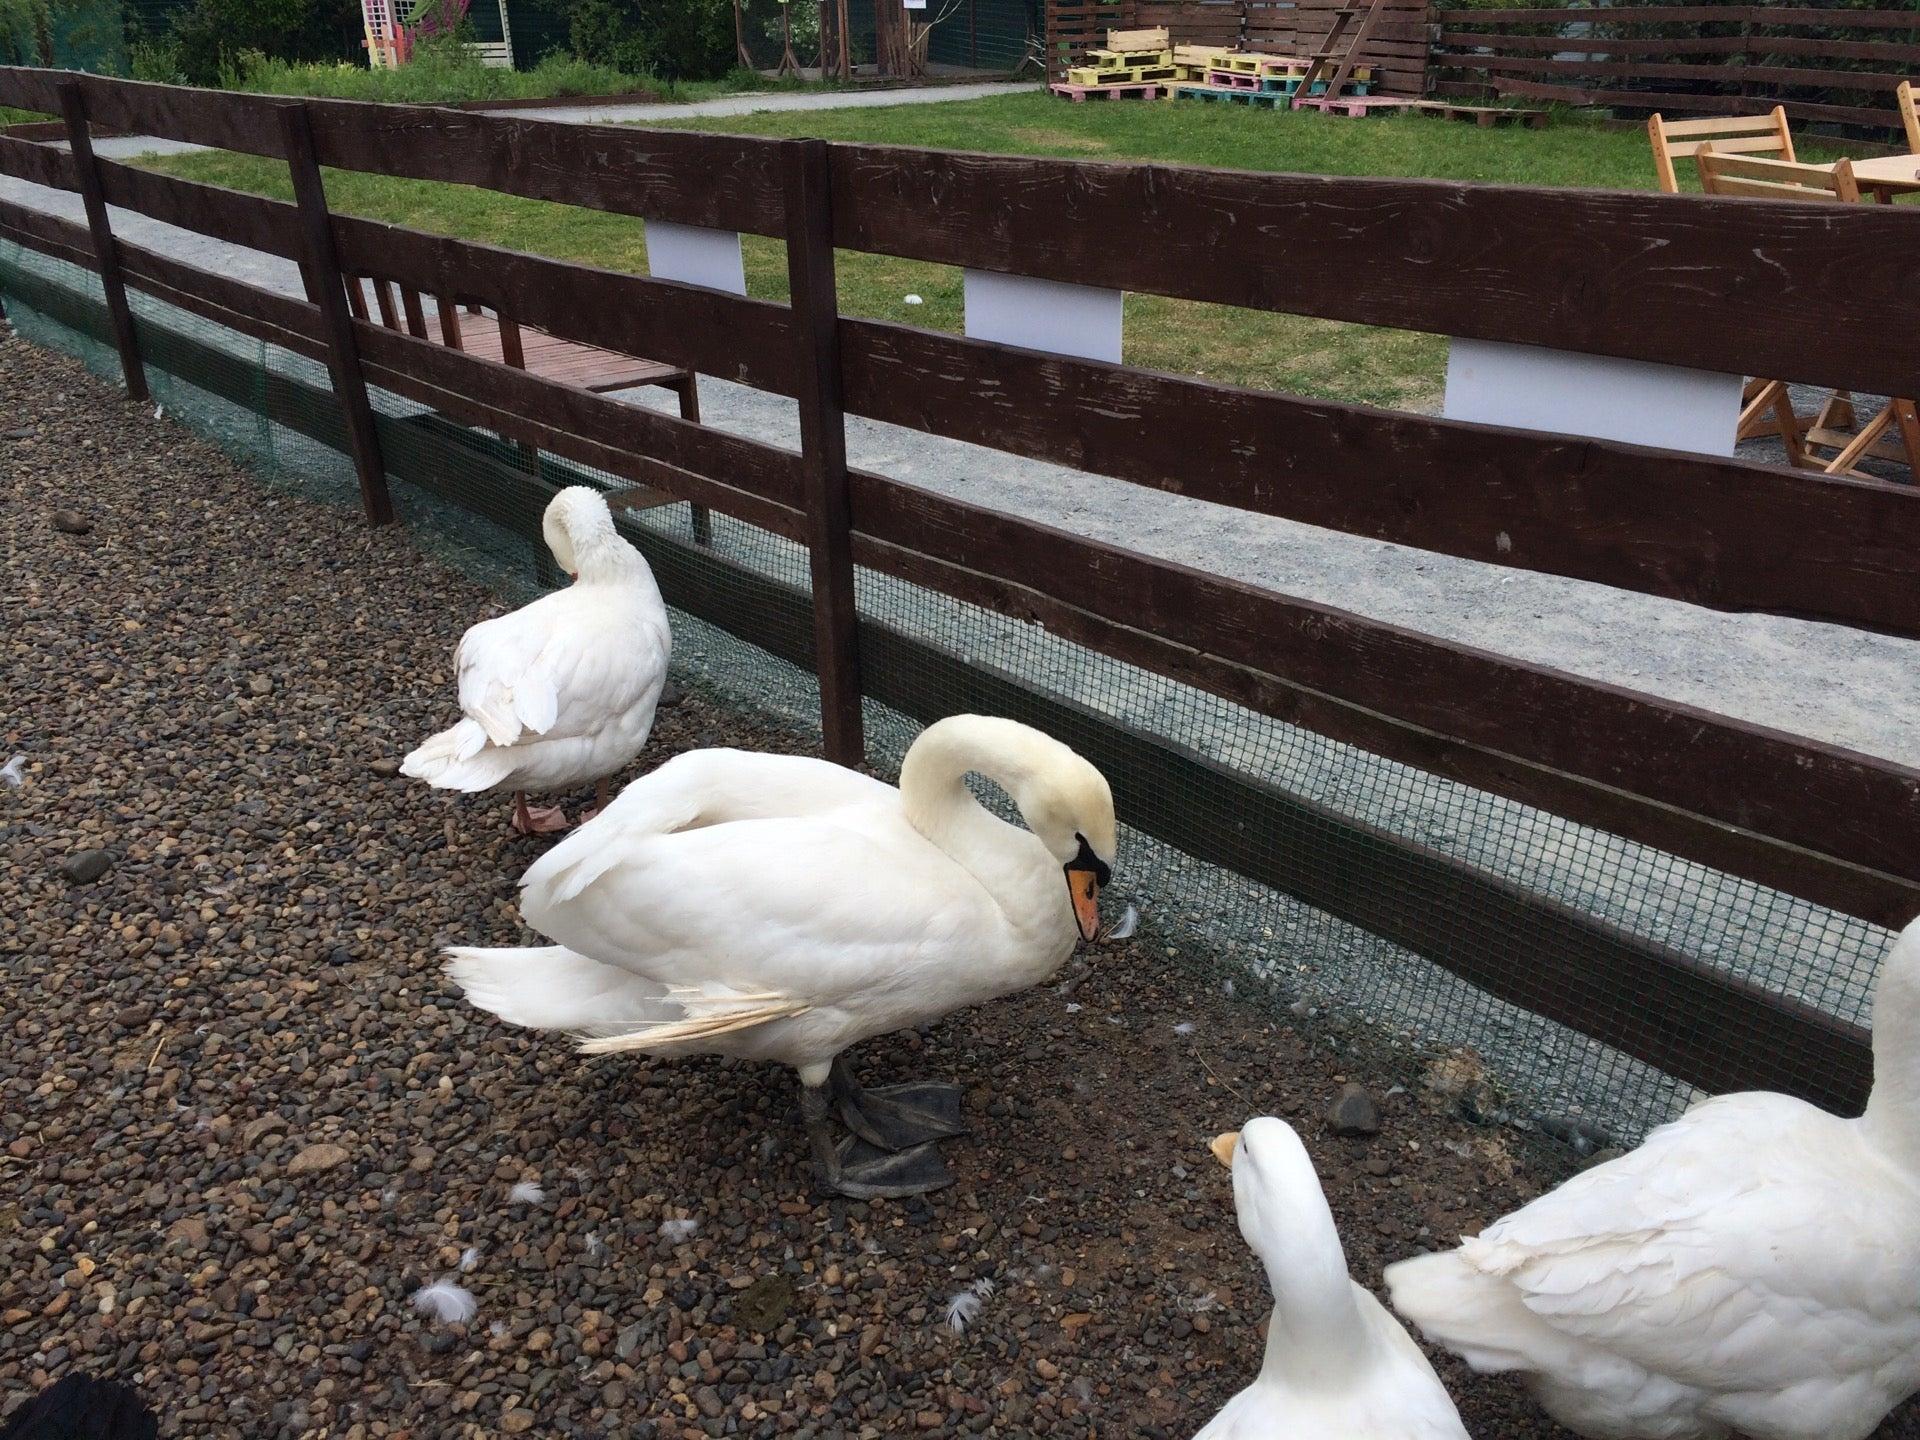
[1,232,1895,1151]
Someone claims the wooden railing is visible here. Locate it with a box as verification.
[2,69,1917,1113]
[1432,4,1920,129]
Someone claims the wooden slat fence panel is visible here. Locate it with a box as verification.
[1434,4,1920,131]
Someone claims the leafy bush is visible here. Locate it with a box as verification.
[0,0,48,66]
[561,0,733,80]
[215,45,666,101]
[166,0,359,85]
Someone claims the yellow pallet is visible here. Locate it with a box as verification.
[1172,43,1234,65]
[1087,47,1172,67]
[1106,25,1169,51]
[1070,62,1175,85]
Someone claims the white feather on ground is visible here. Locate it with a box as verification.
[660,1218,700,1243]
[411,1278,477,1325]
[1100,903,1139,942]
[944,1290,984,1334]
[508,1181,545,1205]
[459,1246,482,1272]
[0,754,25,789]
[1173,1021,1197,1036]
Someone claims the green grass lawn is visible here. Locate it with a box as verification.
[139,91,1861,408]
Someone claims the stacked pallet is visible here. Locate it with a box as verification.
[1174,55,1374,107]
[1051,26,1178,101]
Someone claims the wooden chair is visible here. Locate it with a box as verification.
[1648,107,1795,194]
[344,272,710,538]
[1900,80,1920,154]
[1694,148,1917,479]
[1652,111,1806,450]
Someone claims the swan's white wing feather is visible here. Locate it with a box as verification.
[1464,1093,1920,1392]
[453,587,667,749]
[523,804,1002,1008]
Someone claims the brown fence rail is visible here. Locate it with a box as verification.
[1432,4,1920,129]
[2,68,1916,1115]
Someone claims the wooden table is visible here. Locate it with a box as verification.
[1845,153,1920,203]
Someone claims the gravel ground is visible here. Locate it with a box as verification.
[5,327,1918,1440]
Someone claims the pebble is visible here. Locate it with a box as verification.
[58,849,113,885]
[50,508,91,534]
[287,1143,351,1176]
[1326,1082,1382,1137]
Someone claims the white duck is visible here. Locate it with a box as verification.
[444,713,1116,1197]
[1196,1119,1469,1440]
[401,487,670,833]
[1386,914,1920,1440]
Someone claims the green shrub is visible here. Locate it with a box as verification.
[563,0,732,80]
[167,0,358,85]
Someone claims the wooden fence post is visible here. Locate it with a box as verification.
[58,81,147,404]
[277,100,394,528]
[782,138,865,769]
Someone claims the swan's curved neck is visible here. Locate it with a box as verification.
[898,722,1061,944]
[1248,1192,1369,1386]
[1861,937,1920,1165]
[573,524,647,585]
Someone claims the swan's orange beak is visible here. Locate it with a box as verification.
[1066,867,1101,942]
[1210,1131,1239,1169]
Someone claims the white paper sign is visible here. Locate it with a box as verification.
[1444,338,1740,456]
[963,269,1124,365]
[646,220,747,296]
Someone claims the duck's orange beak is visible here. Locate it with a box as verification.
[1066,867,1101,942]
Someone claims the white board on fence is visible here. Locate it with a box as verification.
[963,269,1123,365]
[1443,338,1741,457]
[645,220,747,296]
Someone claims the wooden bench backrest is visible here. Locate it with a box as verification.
[344,273,526,368]
[1900,80,1920,155]
[1648,107,1795,193]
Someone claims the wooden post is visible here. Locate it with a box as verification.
[836,0,852,78]
[277,101,394,528]
[58,81,147,404]
[782,138,864,768]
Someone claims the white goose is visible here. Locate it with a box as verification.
[1197,1119,1469,1440]
[444,714,1116,1197]
[1387,915,1920,1440]
[401,487,670,833]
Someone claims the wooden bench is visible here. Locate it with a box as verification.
[345,273,708,537]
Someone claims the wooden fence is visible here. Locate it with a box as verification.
[2,70,1918,1115]
[1048,0,1430,94]
[1432,4,1920,128]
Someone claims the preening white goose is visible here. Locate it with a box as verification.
[1386,914,1920,1440]
[444,714,1116,1197]
[1195,1119,1469,1440]
[401,487,670,833]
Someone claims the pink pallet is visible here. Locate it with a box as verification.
[1049,81,1167,102]
[1294,95,1422,117]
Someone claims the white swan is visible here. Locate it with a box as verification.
[444,714,1116,1196]
[401,487,670,833]
[1196,1119,1469,1439]
[1386,915,1920,1440]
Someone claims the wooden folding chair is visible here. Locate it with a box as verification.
[1652,111,1809,449]
[1900,80,1920,155]
[1648,107,1795,195]
[1694,149,1917,479]
[344,273,711,540]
